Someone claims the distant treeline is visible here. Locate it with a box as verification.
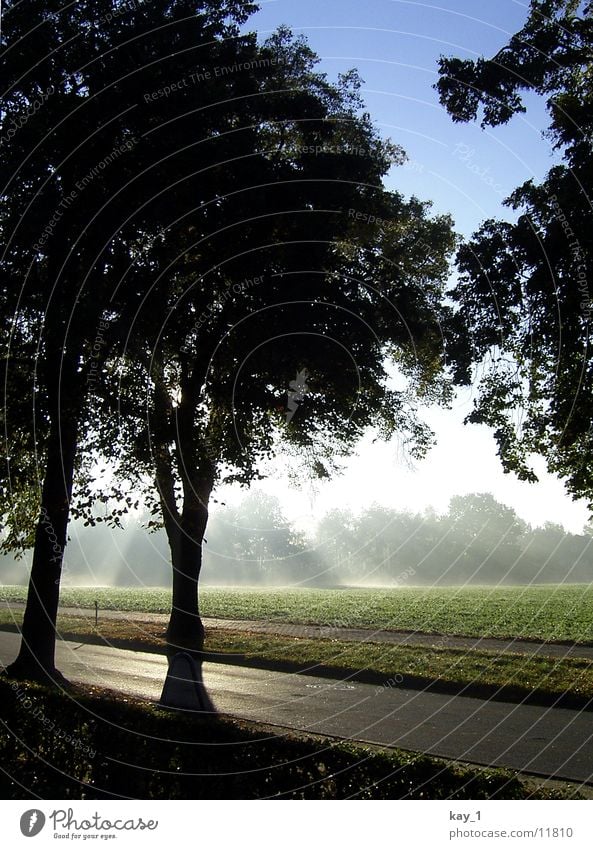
[203,492,593,586]
[308,495,593,586]
[2,491,591,587]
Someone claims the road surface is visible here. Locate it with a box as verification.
[1,631,592,785]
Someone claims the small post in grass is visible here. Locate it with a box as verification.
[94,600,98,628]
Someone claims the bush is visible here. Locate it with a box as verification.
[0,678,563,799]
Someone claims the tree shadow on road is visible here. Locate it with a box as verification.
[160,647,217,715]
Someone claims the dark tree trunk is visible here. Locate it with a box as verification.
[6,413,78,683]
[155,447,182,569]
[166,480,212,651]
[152,357,214,651]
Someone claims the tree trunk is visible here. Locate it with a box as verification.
[166,480,212,651]
[6,413,78,683]
[152,357,214,651]
[155,448,182,571]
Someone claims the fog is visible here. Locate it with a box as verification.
[3,490,592,588]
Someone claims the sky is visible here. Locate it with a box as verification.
[246,0,559,234]
[211,0,592,535]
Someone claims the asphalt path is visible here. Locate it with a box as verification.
[3,601,593,659]
[1,631,592,785]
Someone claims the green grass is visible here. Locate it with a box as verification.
[3,584,593,643]
[208,632,593,707]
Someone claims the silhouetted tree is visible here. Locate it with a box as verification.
[437,0,593,507]
[3,2,461,666]
[90,30,459,647]
[1,0,259,680]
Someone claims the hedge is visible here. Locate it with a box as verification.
[0,678,566,800]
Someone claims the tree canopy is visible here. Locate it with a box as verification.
[1,0,261,675]
[437,0,593,507]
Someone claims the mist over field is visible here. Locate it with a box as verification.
[2,491,592,588]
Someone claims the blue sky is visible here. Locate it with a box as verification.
[223,0,592,533]
[246,0,559,235]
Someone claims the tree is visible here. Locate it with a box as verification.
[446,493,527,582]
[3,4,460,668]
[436,0,593,507]
[1,0,258,680]
[89,27,459,647]
[204,492,305,584]
[314,508,358,583]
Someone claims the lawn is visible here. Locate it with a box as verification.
[2,584,593,643]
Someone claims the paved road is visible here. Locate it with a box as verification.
[3,601,593,660]
[2,631,592,785]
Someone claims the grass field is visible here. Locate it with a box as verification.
[2,584,593,643]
